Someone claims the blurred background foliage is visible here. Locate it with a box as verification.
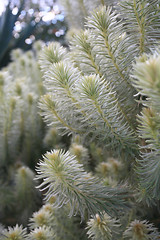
[0,0,67,68]
[0,0,69,227]
[0,41,69,226]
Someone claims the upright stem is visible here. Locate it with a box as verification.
[100,0,105,5]
[133,0,145,55]
[79,0,88,17]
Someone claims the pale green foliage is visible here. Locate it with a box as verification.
[0,179,15,210]
[120,0,160,55]
[123,220,159,240]
[28,226,54,240]
[69,141,89,169]
[2,0,160,239]
[133,53,160,111]
[39,5,141,158]
[59,0,119,29]
[39,62,86,136]
[69,29,98,75]
[87,212,120,240]
[1,225,27,240]
[0,77,22,168]
[132,53,160,203]
[29,204,54,229]
[37,0,160,239]
[36,149,130,219]
[43,127,62,149]
[15,167,36,202]
[39,42,67,74]
[0,41,45,169]
[0,41,64,226]
[40,58,137,155]
[29,202,87,240]
[86,7,137,121]
[96,157,123,187]
[70,8,136,123]
[14,166,40,224]
[77,74,136,149]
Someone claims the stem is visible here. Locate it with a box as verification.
[54,214,78,240]
[50,105,82,134]
[88,52,103,78]
[93,100,125,146]
[133,0,145,55]
[86,48,135,131]
[100,0,105,5]
[104,35,131,88]
[66,86,99,128]
[3,105,14,166]
[79,0,88,17]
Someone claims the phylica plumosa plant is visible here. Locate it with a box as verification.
[1,0,160,239]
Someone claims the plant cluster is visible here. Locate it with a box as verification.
[0,41,64,226]
[1,0,160,239]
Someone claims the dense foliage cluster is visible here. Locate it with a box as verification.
[0,41,64,226]
[1,0,160,239]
